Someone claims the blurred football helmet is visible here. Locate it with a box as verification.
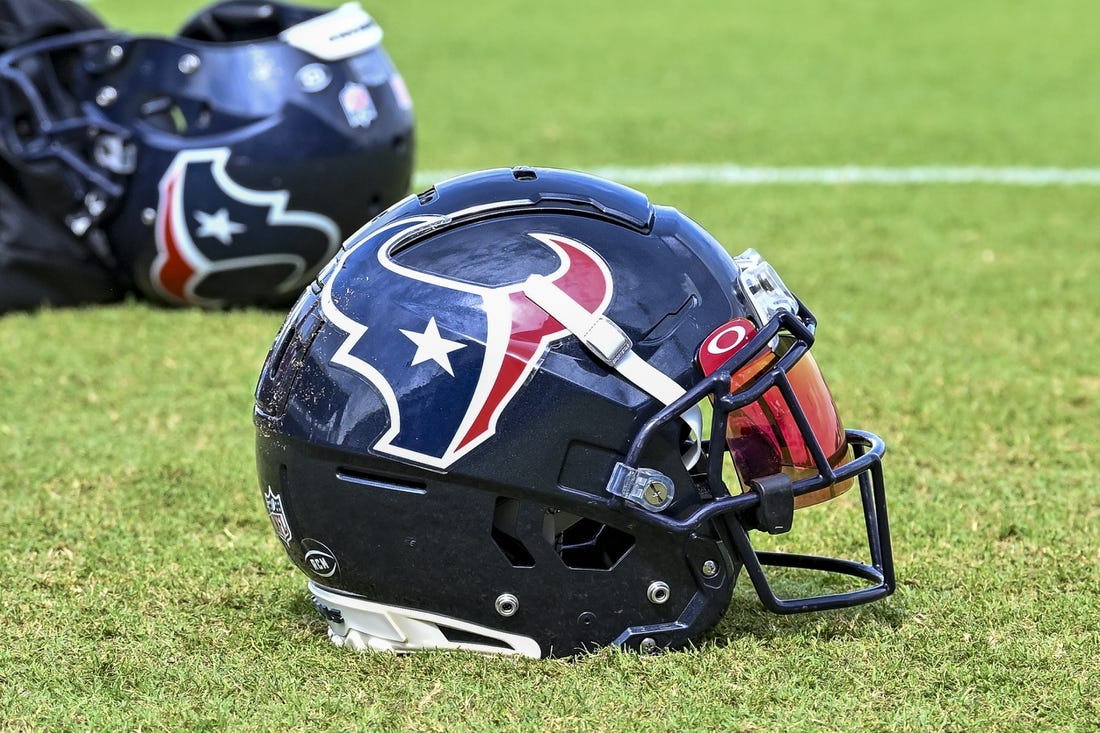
[254,167,895,658]
[0,0,414,307]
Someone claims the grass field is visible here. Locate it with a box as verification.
[2,0,1099,730]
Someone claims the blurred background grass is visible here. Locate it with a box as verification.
[1,1,1097,730]
[103,0,1100,169]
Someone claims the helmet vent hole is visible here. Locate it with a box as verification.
[417,186,437,205]
[335,468,427,495]
[512,167,537,181]
[196,102,213,130]
[544,512,634,571]
[438,625,514,650]
[391,134,408,152]
[490,498,536,568]
[139,98,188,134]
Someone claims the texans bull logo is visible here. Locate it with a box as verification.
[151,148,340,306]
[320,219,613,469]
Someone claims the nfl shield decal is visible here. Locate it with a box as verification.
[321,220,613,470]
[151,148,340,306]
[264,487,292,545]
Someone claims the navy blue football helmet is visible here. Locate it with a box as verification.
[254,167,895,657]
[0,1,414,307]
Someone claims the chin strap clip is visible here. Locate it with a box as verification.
[607,462,676,512]
[749,473,794,534]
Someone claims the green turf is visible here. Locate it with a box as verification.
[2,1,1099,730]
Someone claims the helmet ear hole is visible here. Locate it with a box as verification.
[178,1,291,43]
[139,97,188,134]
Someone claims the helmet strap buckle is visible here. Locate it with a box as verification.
[748,473,794,535]
[607,462,676,512]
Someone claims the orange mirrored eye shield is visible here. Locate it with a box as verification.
[616,307,851,517]
[606,306,894,613]
[696,315,850,503]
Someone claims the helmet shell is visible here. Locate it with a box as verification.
[0,1,415,307]
[255,167,746,654]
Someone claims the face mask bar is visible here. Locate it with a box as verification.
[603,305,894,613]
[0,30,134,230]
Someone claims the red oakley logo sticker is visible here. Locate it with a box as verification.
[697,318,757,375]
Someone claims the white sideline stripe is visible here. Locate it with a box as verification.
[414,165,1100,188]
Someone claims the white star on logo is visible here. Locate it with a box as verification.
[400,317,466,376]
[194,208,247,245]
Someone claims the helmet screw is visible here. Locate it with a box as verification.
[646,581,670,605]
[95,86,118,107]
[141,208,157,226]
[494,593,519,617]
[178,53,201,75]
[83,192,107,218]
[107,44,125,64]
[639,637,658,654]
[701,560,719,578]
[643,480,669,508]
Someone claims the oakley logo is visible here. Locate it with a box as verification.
[705,322,752,355]
[698,318,758,375]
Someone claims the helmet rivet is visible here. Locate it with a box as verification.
[701,560,719,578]
[646,581,670,605]
[107,44,125,64]
[84,192,107,218]
[639,637,658,654]
[494,593,519,617]
[141,208,157,226]
[178,53,201,75]
[95,86,118,107]
[643,480,669,508]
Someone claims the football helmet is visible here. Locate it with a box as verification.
[254,167,895,658]
[0,0,414,307]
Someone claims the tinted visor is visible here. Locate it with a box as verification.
[697,318,851,508]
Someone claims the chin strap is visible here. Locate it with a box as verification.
[523,273,703,469]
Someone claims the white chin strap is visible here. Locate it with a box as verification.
[523,274,703,469]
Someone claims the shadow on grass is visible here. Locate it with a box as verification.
[285,592,328,627]
[703,590,908,648]
[275,580,908,657]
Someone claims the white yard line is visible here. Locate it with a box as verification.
[414,165,1100,188]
